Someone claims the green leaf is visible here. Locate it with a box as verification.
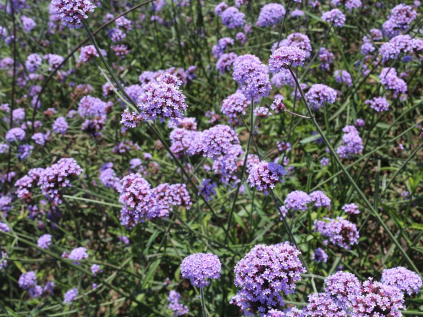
[300,133,326,144]
[141,259,161,288]
[409,223,423,231]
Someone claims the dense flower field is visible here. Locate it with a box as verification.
[0,0,423,315]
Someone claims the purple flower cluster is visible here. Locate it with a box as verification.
[137,74,188,123]
[52,117,68,134]
[0,195,12,216]
[37,234,52,249]
[50,0,96,29]
[334,70,352,87]
[18,271,37,289]
[221,93,248,121]
[18,144,33,160]
[247,161,286,195]
[269,46,306,71]
[38,158,83,204]
[180,253,221,288]
[212,37,234,59]
[221,7,245,29]
[305,84,337,110]
[214,2,228,16]
[341,203,360,214]
[256,4,285,27]
[201,124,239,159]
[68,247,88,264]
[0,251,8,270]
[312,248,328,263]
[325,271,361,304]
[381,267,422,295]
[231,243,306,316]
[336,125,362,159]
[15,168,44,203]
[284,191,312,211]
[99,163,121,191]
[309,191,331,209]
[233,54,271,100]
[315,217,359,249]
[198,179,217,202]
[305,293,346,317]
[91,264,101,276]
[319,48,334,71]
[26,53,42,73]
[5,127,25,142]
[216,52,238,74]
[322,9,346,27]
[152,183,192,215]
[0,222,10,232]
[63,288,78,304]
[380,68,408,95]
[168,290,189,316]
[383,4,416,37]
[79,45,106,63]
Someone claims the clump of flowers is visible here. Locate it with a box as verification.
[319,48,334,71]
[284,191,311,211]
[334,70,352,87]
[269,46,306,71]
[322,9,346,27]
[180,253,221,288]
[365,97,389,112]
[5,127,25,142]
[379,68,407,95]
[201,124,239,159]
[336,125,363,159]
[50,0,96,29]
[256,3,285,27]
[342,203,360,214]
[231,243,306,316]
[216,52,238,74]
[247,161,286,195]
[315,217,359,249]
[137,74,188,123]
[221,93,248,121]
[168,290,189,316]
[38,158,83,205]
[68,247,88,264]
[198,179,217,202]
[79,45,106,63]
[52,116,68,134]
[37,234,52,249]
[381,266,422,295]
[212,37,234,59]
[309,191,331,209]
[305,84,337,110]
[221,7,245,29]
[305,292,346,317]
[312,248,328,263]
[63,288,78,304]
[233,54,271,100]
[324,271,361,304]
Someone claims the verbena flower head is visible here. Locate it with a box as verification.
[310,190,331,208]
[315,217,359,249]
[236,32,247,45]
[336,125,363,159]
[305,84,337,110]
[18,144,33,160]
[212,37,234,58]
[91,264,101,276]
[216,52,238,74]
[322,9,346,27]
[38,158,83,204]
[305,292,346,317]
[349,278,404,317]
[137,74,188,123]
[284,191,311,211]
[321,157,330,166]
[0,251,8,270]
[198,179,217,201]
[26,54,42,73]
[269,46,306,71]
[365,97,389,112]
[6,127,25,142]
[152,183,192,218]
[201,124,239,158]
[0,195,12,216]
[271,98,286,113]
[381,267,422,295]
[111,44,130,57]
[37,234,52,249]
[312,248,328,263]
[342,203,360,214]
[168,290,189,316]
[214,1,228,16]
[286,33,312,53]
[63,288,78,304]
[52,116,68,134]
[231,243,306,316]
[256,3,285,27]
[390,4,417,31]
[79,45,106,63]
[379,68,407,94]
[221,92,248,121]
[0,222,10,232]
[180,253,221,288]
[247,161,286,195]
[233,54,271,100]
[291,9,304,18]
[334,70,352,87]
[99,165,120,190]
[50,0,96,29]
[221,7,245,29]
[28,285,43,298]
[319,48,334,71]
[68,247,88,264]
[18,271,37,289]
[325,271,361,304]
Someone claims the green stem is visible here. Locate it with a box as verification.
[200,288,207,317]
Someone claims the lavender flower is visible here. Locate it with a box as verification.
[25,54,42,73]
[43,281,54,294]
[37,234,52,249]
[325,271,361,304]
[52,117,68,134]
[28,285,43,298]
[349,278,404,317]
[180,253,221,288]
[256,4,285,27]
[286,33,312,54]
[212,37,234,58]
[201,125,239,158]
[0,195,12,215]
[38,158,83,204]
[50,0,96,29]
[99,164,120,190]
[305,84,337,110]
[355,119,365,127]
[63,288,78,304]
[5,127,25,142]
[269,46,306,71]
[247,161,286,195]
[271,98,286,113]
[32,133,48,145]
[336,125,363,159]
[312,248,328,263]
[119,235,130,245]
[221,7,245,29]
[322,9,346,27]
[315,217,359,249]
[291,9,304,18]
[137,74,188,123]
[233,54,271,100]
[231,243,306,316]
[68,247,88,265]
[284,191,311,211]
[305,293,346,317]
[341,203,360,214]
[111,44,130,57]
[198,179,217,201]
[365,97,389,112]
[18,271,37,289]
[381,266,422,295]
[168,290,189,316]
[310,191,331,208]
[221,93,248,121]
